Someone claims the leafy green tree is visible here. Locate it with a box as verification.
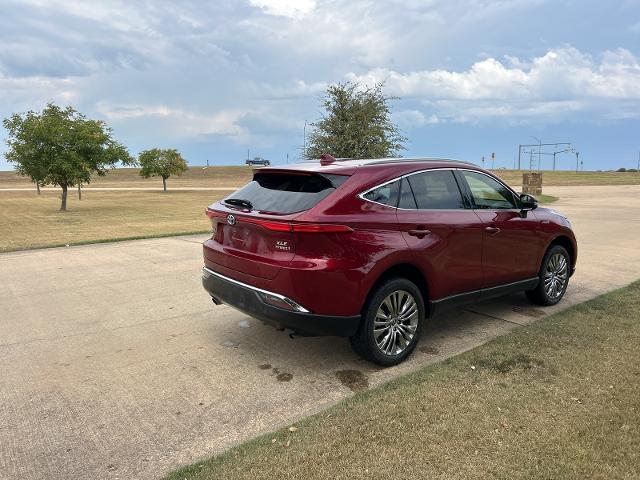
[138,148,188,191]
[3,103,133,210]
[305,81,406,159]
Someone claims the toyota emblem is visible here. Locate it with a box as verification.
[226,214,236,226]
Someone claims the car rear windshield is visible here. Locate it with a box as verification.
[224,172,349,214]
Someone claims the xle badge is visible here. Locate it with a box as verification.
[275,240,291,251]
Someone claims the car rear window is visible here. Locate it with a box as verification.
[225,172,349,214]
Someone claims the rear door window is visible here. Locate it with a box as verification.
[225,172,349,214]
[398,177,417,209]
[406,170,465,209]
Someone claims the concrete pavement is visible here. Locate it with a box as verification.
[1,185,639,479]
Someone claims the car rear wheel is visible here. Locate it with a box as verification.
[350,277,425,366]
[526,245,570,306]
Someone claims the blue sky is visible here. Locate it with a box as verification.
[1,0,639,171]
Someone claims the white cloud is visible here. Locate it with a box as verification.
[0,73,78,108]
[249,0,316,18]
[394,110,439,129]
[96,102,249,138]
[347,47,640,122]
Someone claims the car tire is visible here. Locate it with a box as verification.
[526,244,570,306]
[350,277,425,367]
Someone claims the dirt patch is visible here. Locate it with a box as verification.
[276,373,293,382]
[512,306,547,318]
[335,370,369,391]
[420,345,440,355]
[258,364,271,370]
[475,353,544,373]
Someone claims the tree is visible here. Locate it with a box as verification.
[138,148,188,191]
[305,81,406,159]
[3,103,133,211]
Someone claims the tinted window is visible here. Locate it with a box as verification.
[225,172,348,214]
[398,177,417,209]
[362,180,399,207]
[406,170,465,209]
[461,171,517,209]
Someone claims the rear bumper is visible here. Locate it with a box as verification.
[201,267,360,336]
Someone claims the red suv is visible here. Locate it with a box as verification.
[202,156,576,366]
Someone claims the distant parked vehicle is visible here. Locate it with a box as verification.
[246,157,271,166]
[202,155,577,366]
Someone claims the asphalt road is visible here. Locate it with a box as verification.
[1,185,639,479]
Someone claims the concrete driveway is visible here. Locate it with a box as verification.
[1,185,639,479]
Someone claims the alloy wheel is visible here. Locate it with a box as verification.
[374,290,419,356]
[544,252,568,300]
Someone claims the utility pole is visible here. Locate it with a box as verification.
[303,120,307,159]
[575,151,580,172]
[552,152,557,171]
[517,145,522,170]
[481,155,485,167]
[491,152,495,169]
[286,153,289,164]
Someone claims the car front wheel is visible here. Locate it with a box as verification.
[350,277,425,366]
[526,245,570,306]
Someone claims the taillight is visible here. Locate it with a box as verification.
[241,217,291,232]
[205,208,353,234]
[247,217,353,233]
[291,224,353,233]
[205,209,226,235]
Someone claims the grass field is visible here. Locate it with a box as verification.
[0,189,558,252]
[1,166,639,190]
[0,190,224,252]
[168,281,640,480]
[490,169,640,187]
[0,166,252,189]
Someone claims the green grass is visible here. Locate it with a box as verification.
[167,281,640,480]
[537,193,558,204]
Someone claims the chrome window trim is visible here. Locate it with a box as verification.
[357,167,520,211]
[202,267,310,313]
[358,177,402,209]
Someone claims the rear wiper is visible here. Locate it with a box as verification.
[224,198,253,210]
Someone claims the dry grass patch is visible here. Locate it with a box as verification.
[2,167,640,190]
[0,166,252,189]
[168,281,640,480]
[0,190,224,251]
[490,169,640,186]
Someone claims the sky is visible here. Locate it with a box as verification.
[1,0,640,171]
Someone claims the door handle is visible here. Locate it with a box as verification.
[408,228,432,238]
[484,226,501,234]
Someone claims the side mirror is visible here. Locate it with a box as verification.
[519,193,538,211]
